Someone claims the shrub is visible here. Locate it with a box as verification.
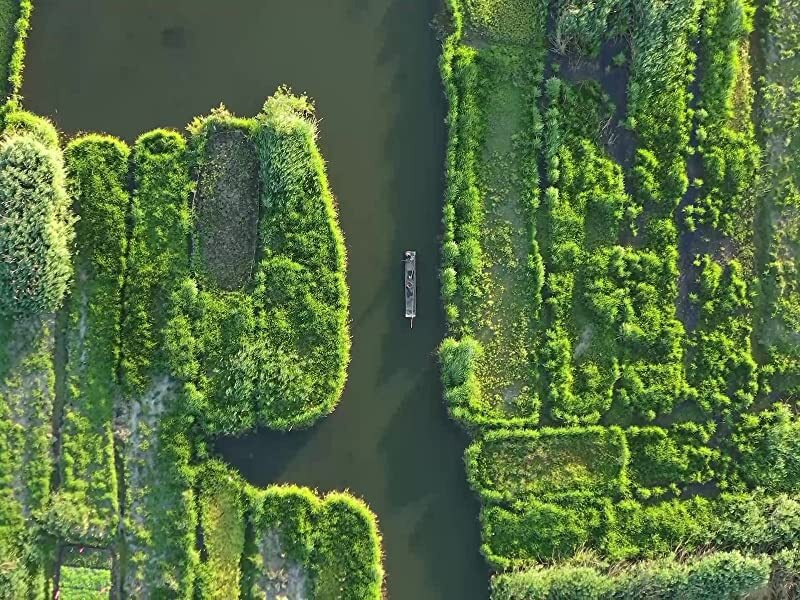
[0,134,73,317]
[608,498,715,561]
[2,109,58,148]
[733,404,800,492]
[481,501,602,568]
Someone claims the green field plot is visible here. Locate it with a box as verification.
[58,566,111,600]
[466,427,628,504]
[441,0,800,593]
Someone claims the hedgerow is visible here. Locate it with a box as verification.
[688,0,758,240]
[732,404,800,493]
[0,315,55,599]
[625,424,716,499]
[491,551,770,600]
[755,0,800,396]
[0,133,73,317]
[121,129,191,394]
[687,256,757,417]
[539,80,628,424]
[191,464,385,600]
[0,0,30,111]
[197,461,246,599]
[245,89,350,430]
[480,499,605,569]
[45,135,129,546]
[0,112,65,596]
[311,493,384,600]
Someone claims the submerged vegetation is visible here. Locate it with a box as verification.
[441,0,800,594]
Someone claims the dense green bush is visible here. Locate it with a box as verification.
[733,404,800,492]
[244,475,383,599]
[0,133,73,317]
[463,0,547,44]
[0,315,56,599]
[481,500,604,568]
[608,498,716,560]
[690,0,758,239]
[123,418,198,599]
[2,109,58,148]
[626,424,717,498]
[312,493,384,600]
[45,135,130,546]
[688,257,757,417]
[58,566,111,600]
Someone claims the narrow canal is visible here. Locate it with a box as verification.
[23,1,487,598]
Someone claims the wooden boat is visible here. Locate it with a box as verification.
[404,250,416,328]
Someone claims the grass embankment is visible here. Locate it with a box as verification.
[169,92,350,434]
[45,136,129,547]
[441,0,800,594]
[0,112,68,598]
[198,460,384,600]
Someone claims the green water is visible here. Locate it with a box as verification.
[23,1,487,597]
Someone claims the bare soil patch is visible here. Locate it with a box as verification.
[194,128,259,290]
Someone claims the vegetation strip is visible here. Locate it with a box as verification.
[46,135,130,547]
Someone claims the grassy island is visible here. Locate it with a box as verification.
[441,0,800,595]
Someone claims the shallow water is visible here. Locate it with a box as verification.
[23,1,487,598]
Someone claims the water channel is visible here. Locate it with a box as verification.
[23,1,487,598]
